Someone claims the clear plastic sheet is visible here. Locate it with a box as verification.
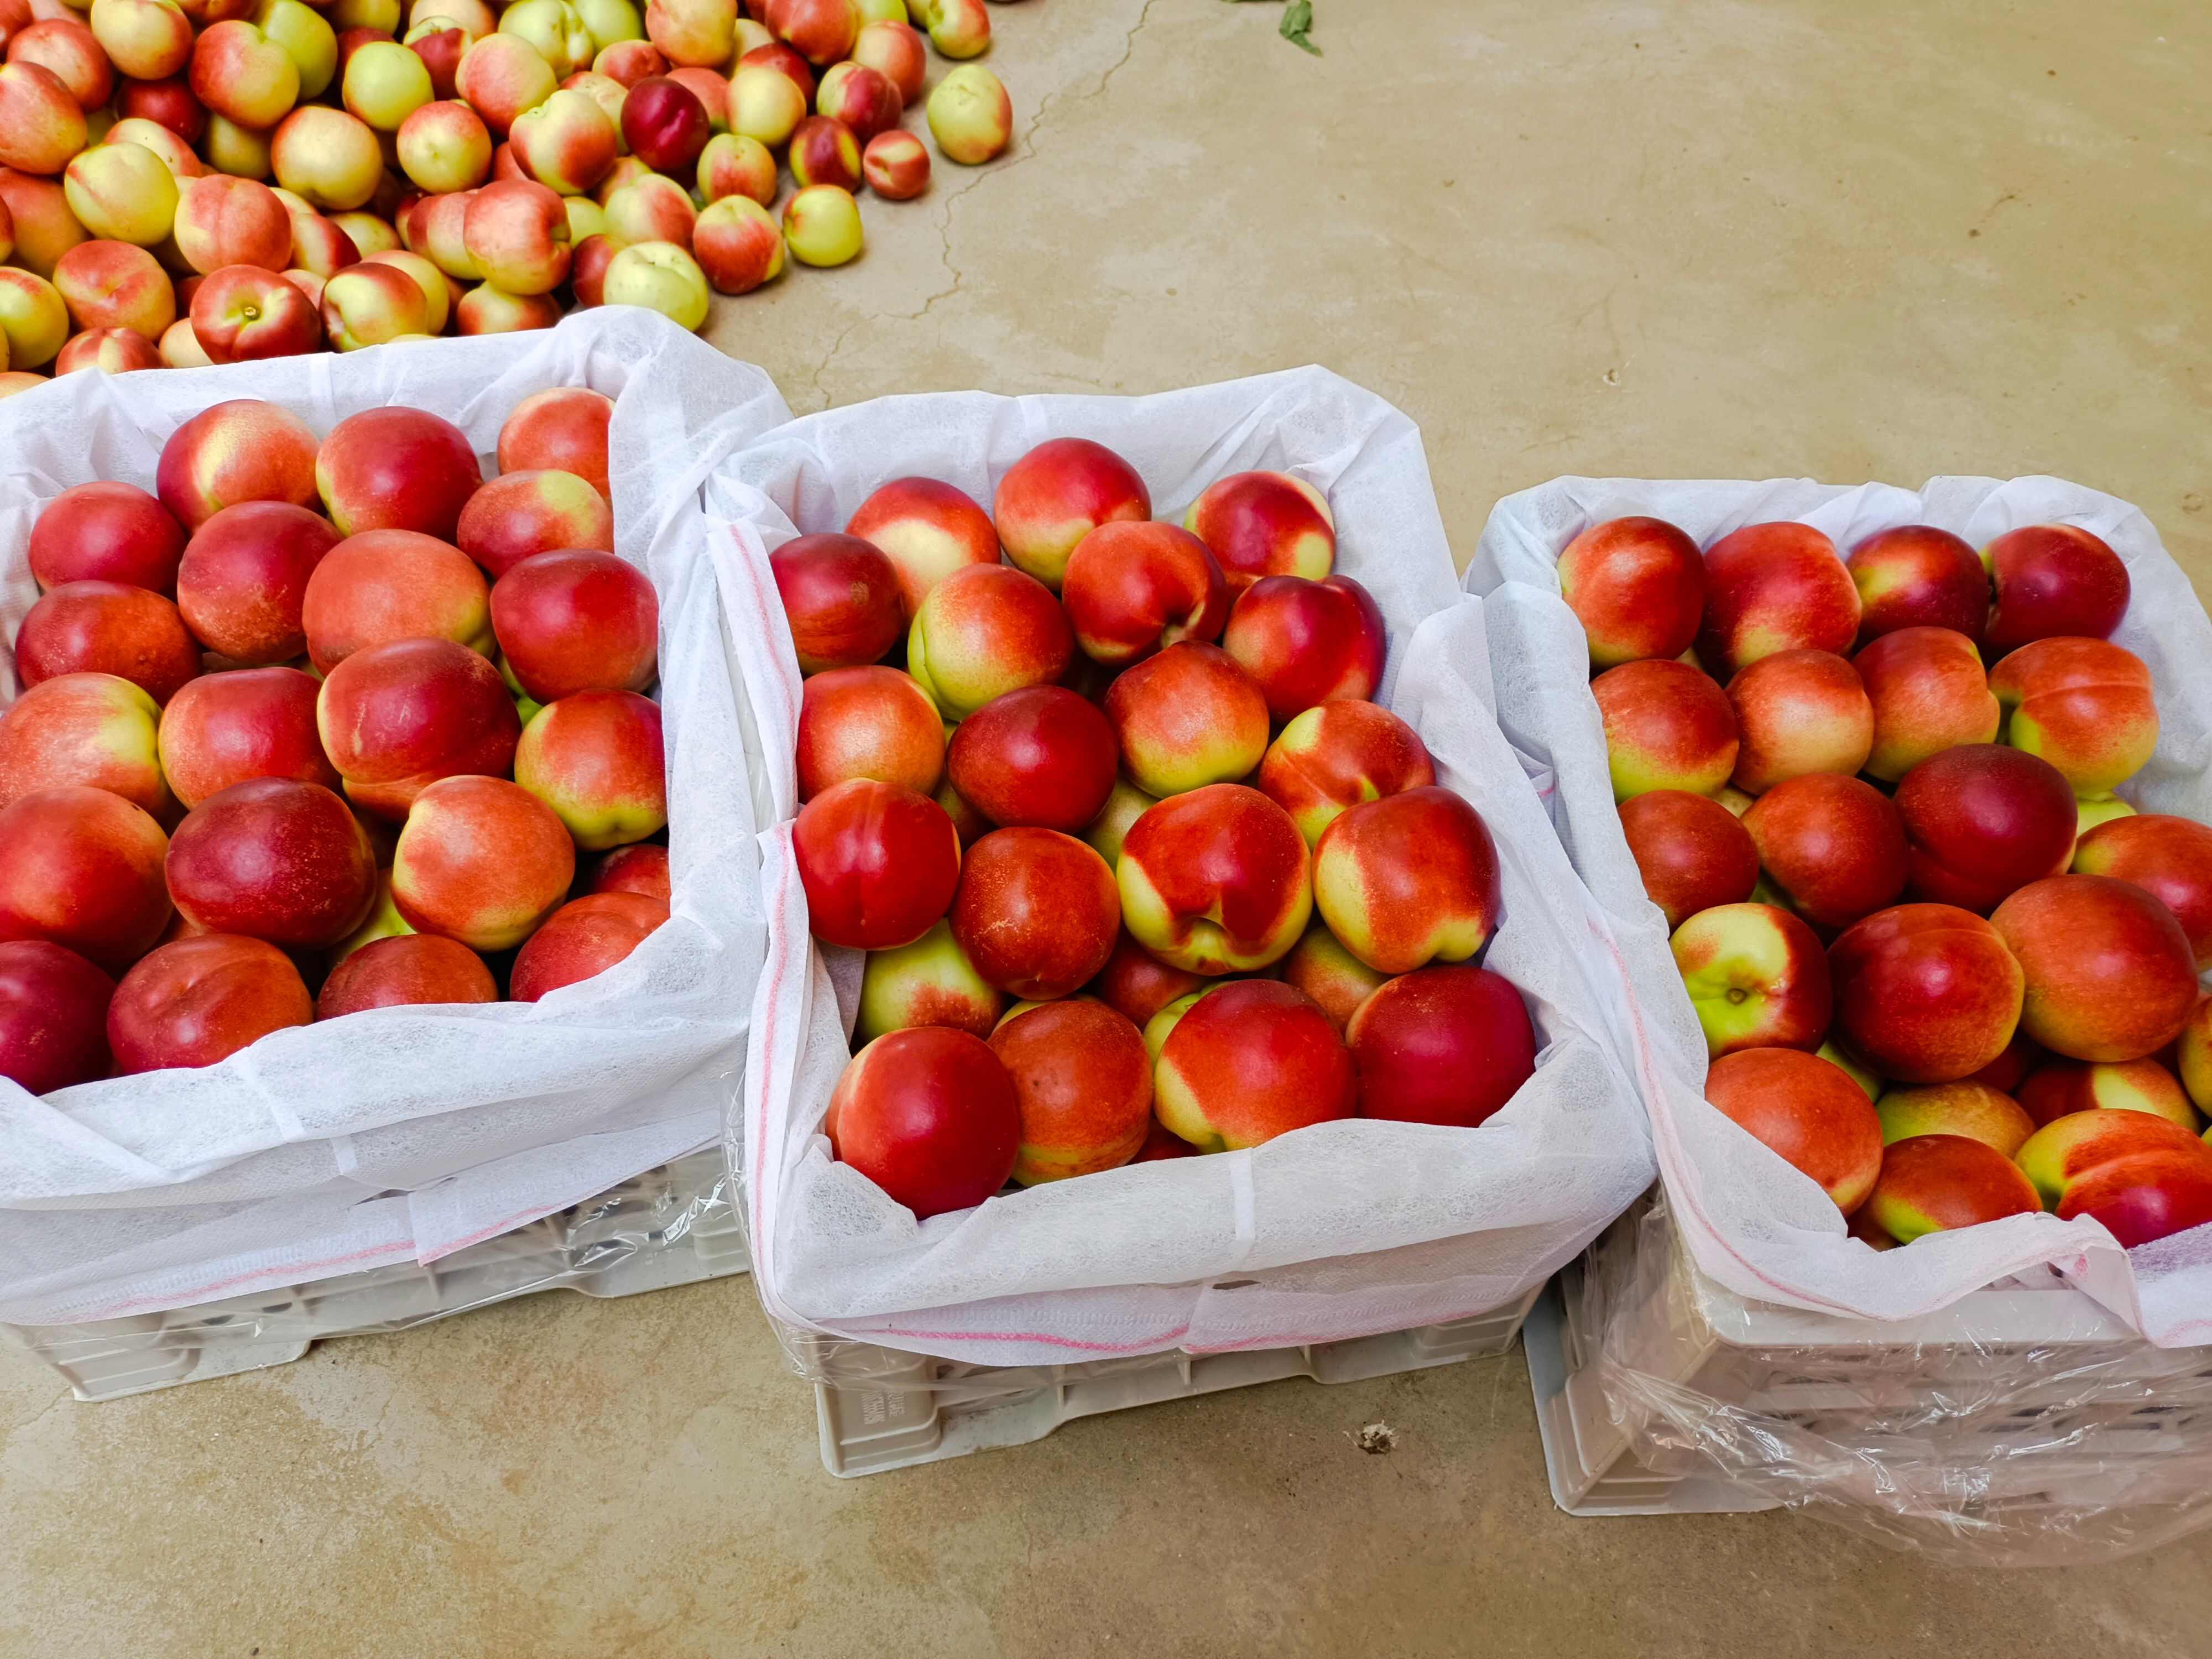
[1569,1192,2212,1565]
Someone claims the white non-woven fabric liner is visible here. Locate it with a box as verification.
[1467,474,2212,1347]
[710,368,1657,1369]
[0,310,791,1325]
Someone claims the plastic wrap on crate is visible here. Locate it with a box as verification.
[0,311,791,1327]
[1549,1192,2212,1564]
[1464,475,2212,1345]
[8,1146,746,1400]
[707,367,1657,1376]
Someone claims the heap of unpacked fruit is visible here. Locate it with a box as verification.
[0,385,671,1092]
[1563,513,2212,1250]
[0,0,1015,385]
[771,442,1536,1220]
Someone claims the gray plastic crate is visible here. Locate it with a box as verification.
[812,1286,1540,1477]
[6,1147,745,1400]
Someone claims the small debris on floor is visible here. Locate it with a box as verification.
[1354,1422,1396,1455]
[1223,0,1322,57]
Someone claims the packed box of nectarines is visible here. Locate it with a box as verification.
[0,307,790,1341]
[1470,473,2212,1551]
[706,366,1657,1438]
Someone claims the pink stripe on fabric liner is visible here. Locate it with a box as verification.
[1586,910,1813,1307]
[74,1236,419,1322]
[858,1295,1512,1357]
[420,1202,570,1263]
[1587,910,1786,1293]
[750,852,795,1288]
[726,518,801,1300]
[724,520,797,735]
[862,1321,1194,1355]
[1185,1302,1506,1354]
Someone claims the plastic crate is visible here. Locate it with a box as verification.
[1526,1204,2212,1521]
[810,1286,1540,1477]
[1525,1267,1776,1519]
[5,1147,745,1401]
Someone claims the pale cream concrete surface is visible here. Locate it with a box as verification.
[9,2,2212,1654]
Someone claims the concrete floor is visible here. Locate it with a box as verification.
[9,1,2212,1653]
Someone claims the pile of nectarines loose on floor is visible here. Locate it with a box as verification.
[0,0,1014,384]
[773,444,1537,1219]
[1564,514,2212,1252]
[0,384,672,1091]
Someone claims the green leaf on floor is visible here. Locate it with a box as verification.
[1220,0,1321,57]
